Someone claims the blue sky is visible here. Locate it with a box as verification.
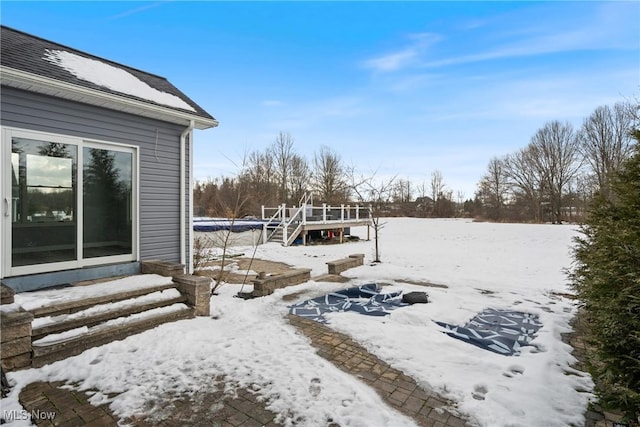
[2,1,639,198]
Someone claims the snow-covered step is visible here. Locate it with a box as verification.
[15,274,177,318]
[31,288,187,341]
[32,303,194,368]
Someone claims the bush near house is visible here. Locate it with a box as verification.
[571,131,640,424]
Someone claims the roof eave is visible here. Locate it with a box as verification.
[0,66,219,130]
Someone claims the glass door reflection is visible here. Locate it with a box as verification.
[11,138,77,267]
[83,147,133,258]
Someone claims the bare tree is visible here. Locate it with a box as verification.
[414,181,430,217]
[351,170,396,263]
[436,189,455,217]
[430,170,445,203]
[579,102,635,201]
[242,149,278,209]
[477,156,510,221]
[504,147,545,222]
[271,131,296,203]
[312,145,349,204]
[391,179,413,203]
[193,167,253,295]
[430,170,454,217]
[417,181,428,199]
[456,190,466,217]
[288,154,311,203]
[529,121,583,223]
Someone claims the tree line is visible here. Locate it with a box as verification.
[476,101,637,223]
[194,131,352,217]
[194,100,637,223]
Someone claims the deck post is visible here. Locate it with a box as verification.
[356,206,360,220]
[261,205,265,220]
[341,204,344,222]
[282,223,288,245]
[322,204,327,223]
[282,204,288,245]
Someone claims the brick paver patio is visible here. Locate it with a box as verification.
[17,312,475,427]
[18,378,281,427]
[287,314,472,427]
[14,309,614,427]
[19,381,118,427]
[17,319,471,426]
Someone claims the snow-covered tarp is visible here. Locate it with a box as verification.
[288,283,407,323]
[193,217,267,232]
[436,308,543,356]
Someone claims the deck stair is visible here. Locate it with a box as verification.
[267,223,302,246]
[14,274,194,368]
[261,193,373,246]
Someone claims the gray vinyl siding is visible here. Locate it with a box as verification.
[1,86,191,265]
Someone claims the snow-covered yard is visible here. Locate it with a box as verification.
[1,218,593,426]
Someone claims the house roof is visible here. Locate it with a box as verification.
[0,25,218,130]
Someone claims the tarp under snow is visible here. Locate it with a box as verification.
[193,217,267,232]
[289,284,407,324]
[435,308,542,356]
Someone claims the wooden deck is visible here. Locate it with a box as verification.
[261,196,372,246]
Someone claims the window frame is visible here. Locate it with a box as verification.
[1,126,139,278]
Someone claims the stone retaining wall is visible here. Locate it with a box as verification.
[174,274,211,316]
[143,260,210,317]
[1,310,33,371]
[141,259,185,278]
[326,254,365,275]
[252,269,312,297]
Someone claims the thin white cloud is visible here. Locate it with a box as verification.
[261,100,284,107]
[362,32,442,72]
[386,73,443,93]
[424,24,637,70]
[363,2,638,73]
[268,95,370,132]
[108,1,172,20]
[364,49,418,72]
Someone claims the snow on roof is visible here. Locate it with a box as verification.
[43,49,196,112]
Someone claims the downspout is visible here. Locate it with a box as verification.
[188,122,196,275]
[180,120,195,273]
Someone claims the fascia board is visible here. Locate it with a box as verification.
[0,66,218,130]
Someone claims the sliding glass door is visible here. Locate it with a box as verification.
[3,128,137,277]
[11,138,77,267]
[83,146,133,259]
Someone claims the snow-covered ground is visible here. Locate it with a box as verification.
[1,218,593,427]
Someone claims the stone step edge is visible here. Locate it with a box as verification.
[28,282,178,318]
[31,306,195,367]
[31,292,187,341]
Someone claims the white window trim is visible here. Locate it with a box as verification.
[1,126,139,278]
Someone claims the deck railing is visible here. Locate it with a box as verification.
[261,203,372,223]
[261,200,372,245]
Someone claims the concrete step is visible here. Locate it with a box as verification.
[31,288,187,341]
[32,303,194,368]
[27,282,177,318]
